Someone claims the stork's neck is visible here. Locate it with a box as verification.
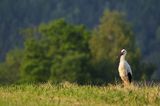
[120,55,126,62]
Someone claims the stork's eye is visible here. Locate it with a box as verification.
[121,50,124,53]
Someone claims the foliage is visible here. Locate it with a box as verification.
[0,49,23,84]
[50,52,91,84]
[20,19,91,83]
[20,38,51,82]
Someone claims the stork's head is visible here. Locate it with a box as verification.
[120,49,127,57]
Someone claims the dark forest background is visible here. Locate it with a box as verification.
[0,0,159,84]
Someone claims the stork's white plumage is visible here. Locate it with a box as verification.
[118,49,132,85]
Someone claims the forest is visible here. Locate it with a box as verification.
[0,0,160,84]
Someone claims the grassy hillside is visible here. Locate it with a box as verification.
[0,82,159,106]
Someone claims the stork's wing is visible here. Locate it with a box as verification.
[125,61,132,75]
[127,72,132,83]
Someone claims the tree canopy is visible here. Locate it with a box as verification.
[20,19,91,84]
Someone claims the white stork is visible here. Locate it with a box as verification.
[118,49,132,85]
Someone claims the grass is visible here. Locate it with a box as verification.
[0,82,159,106]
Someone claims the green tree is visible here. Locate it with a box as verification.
[89,11,147,83]
[39,19,91,84]
[0,49,23,84]
[20,19,91,83]
[20,38,51,82]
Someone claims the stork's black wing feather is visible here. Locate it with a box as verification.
[127,72,132,83]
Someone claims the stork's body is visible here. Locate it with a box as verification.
[118,49,132,85]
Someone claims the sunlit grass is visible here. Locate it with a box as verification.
[0,82,159,106]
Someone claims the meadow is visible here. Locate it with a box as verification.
[0,82,159,106]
